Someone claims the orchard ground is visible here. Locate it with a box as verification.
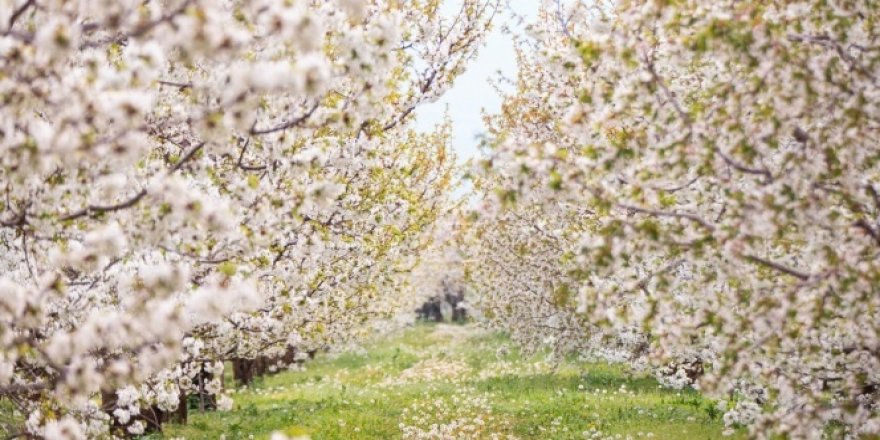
[154,323,741,439]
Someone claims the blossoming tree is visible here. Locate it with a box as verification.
[466,0,880,437]
[0,0,497,437]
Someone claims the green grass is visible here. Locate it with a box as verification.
[154,323,742,439]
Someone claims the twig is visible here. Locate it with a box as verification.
[617,202,716,231]
[158,80,193,89]
[61,142,205,221]
[249,102,319,135]
[235,138,267,171]
[743,254,810,280]
[7,0,35,29]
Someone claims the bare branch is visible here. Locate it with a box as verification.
[250,102,319,136]
[158,80,193,89]
[616,174,700,193]
[854,219,880,246]
[617,202,717,231]
[743,254,810,281]
[61,142,205,221]
[236,138,267,171]
[715,147,774,183]
[0,381,47,397]
[7,0,35,29]
[80,0,194,48]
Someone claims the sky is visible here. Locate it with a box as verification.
[414,1,539,163]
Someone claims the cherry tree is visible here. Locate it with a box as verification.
[0,0,498,437]
[466,0,880,437]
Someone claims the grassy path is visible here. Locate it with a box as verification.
[159,324,739,439]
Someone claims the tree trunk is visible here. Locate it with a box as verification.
[102,389,167,437]
[232,358,254,387]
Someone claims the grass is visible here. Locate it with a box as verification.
[153,323,743,439]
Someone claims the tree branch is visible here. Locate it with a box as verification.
[7,0,35,30]
[61,142,205,221]
[235,138,267,171]
[158,80,193,89]
[743,254,810,280]
[249,102,319,135]
[617,202,716,231]
[79,0,194,48]
[715,147,774,183]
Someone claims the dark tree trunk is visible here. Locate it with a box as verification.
[164,390,188,424]
[232,358,255,387]
[194,364,217,411]
[102,389,166,437]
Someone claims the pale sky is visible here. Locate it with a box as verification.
[414,2,539,163]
